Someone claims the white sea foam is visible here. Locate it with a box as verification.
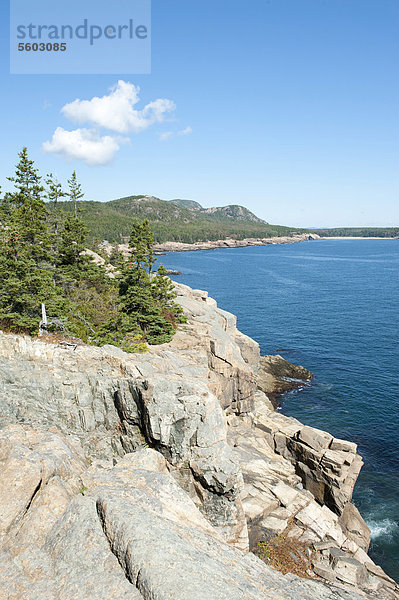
[368,518,398,540]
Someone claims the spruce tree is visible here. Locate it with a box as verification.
[118,220,175,344]
[45,173,67,243]
[6,147,49,254]
[152,264,186,325]
[67,171,84,218]
[0,151,185,348]
[58,214,88,269]
[108,245,123,267]
[0,148,58,332]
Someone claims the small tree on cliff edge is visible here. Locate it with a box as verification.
[152,264,186,325]
[118,219,175,344]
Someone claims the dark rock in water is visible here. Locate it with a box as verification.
[164,269,182,275]
[257,355,313,408]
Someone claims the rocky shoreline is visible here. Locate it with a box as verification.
[153,232,321,252]
[0,282,397,599]
[101,232,320,257]
[257,354,314,408]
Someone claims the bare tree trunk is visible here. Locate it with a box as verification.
[39,303,47,336]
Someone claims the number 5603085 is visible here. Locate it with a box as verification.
[18,43,67,51]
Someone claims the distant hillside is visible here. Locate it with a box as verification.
[200,204,267,223]
[313,227,399,238]
[50,195,305,243]
[169,199,267,223]
[169,199,203,210]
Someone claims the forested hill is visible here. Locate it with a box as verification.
[50,195,306,243]
[313,227,399,238]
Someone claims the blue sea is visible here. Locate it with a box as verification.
[161,239,399,581]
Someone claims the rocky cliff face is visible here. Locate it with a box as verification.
[0,283,398,600]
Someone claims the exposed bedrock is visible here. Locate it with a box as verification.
[0,282,257,551]
[0,282,398,598]
[1,427,372,600]
[252,399,364,516]
[257,354,314,407]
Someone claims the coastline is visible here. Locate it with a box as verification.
[320,236,397,240]
[105,234,397,258]
[159,242,399,584]
[152,232,321,253]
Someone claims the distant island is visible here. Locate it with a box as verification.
[49,195,398,244]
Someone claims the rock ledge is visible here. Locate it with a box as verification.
[0,282,397,599]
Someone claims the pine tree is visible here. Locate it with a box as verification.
[152,264,186,325]
[58,214,88,269]
[108,245,123,267]
[122,218,155,285]
[0,151,185,348]
[45,173,67,242]
[118,220,175,344]
[0,148,59,332]
[6,148,49,254]
[0,185,5,222]
[67,171,84,218]
[152,264,176,305]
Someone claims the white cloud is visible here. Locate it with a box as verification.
[44,81,179,166]
[61,80,176,134]
[159,126,193,141]
[42,127,123,166]
[159,131,174,141]
[177,126,193,136]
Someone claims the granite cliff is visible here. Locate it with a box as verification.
[0,282,397,599]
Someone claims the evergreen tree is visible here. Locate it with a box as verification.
[108,245,123,267]
[0,185,5,222]
[122,218,155,284]
[0,148,59,332]
[67,171,84,218]
[152,264,186,325]
[118,220,175,344]
[0,150,185,348]
[6,147,49,255]
[45,173,67,241]
[58,214,88,269]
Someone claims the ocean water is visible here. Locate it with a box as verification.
[161,239,399,581]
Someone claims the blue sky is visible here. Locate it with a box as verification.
[1,0,398,227]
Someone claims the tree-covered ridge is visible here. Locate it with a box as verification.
[0,149,185,350]
[46,196,398,243]
[313,227,399,238]
[48,195,305,244]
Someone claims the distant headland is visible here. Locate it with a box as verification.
[48,195,399,245]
